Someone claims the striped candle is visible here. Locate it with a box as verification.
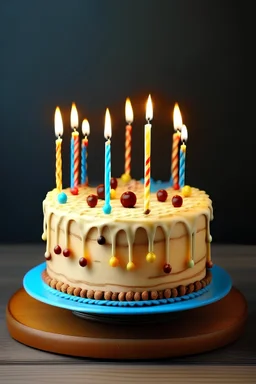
[103,109,112,214]
[144,95,153,214]
[179,125,188,188]
[73,131,79,187]
[171,103,182,188]
[124,98,133,176]
[81,119,90,185]
[54,107,63,192]
[70,137,74,187]
[70,103,79,188]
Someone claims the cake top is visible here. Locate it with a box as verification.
[43,180,213,226]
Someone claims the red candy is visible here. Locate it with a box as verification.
[173,183,180,190]
[206,260,213,269]
[110,177,118,190]
[120,191,137,208]
[163,263,172,274]
[63,248,70,257]
[96,184,105,199]
[172,195,183,207]
[87,194,98,208]
[79,257,88,267]
[157,189,168,202]
[54,245,61,254]
[70,187,79,195]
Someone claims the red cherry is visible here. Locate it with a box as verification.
[63,248,70,257]
[206,260,214,269]
[110,177,118,190]
[79,257,87,267]
[54,245,61,254]
[120,191,137,208]
[97,184,105,199]
[173,183,180,190]
[172,195,183,208]
[70,187,79,195]
[157,189,168,202]
[87,194,98,208]
[163,263,172,274]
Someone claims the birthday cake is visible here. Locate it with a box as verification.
[41,99,213,303]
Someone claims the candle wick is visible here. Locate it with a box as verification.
[147,118,150,124]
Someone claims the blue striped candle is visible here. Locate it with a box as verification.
[81,139,87,185]
[179,144,186,188]
[103,108,112,214]
[179,125,188,189]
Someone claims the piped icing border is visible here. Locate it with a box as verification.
[42,269,212,302]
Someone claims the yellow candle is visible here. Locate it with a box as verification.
[54,107,63,191]
[144,95,153,214]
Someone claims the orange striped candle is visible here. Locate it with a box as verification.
[70,103,79,188]
[144,95,153,214]
[124,98,133,177]
[172,103,182,189]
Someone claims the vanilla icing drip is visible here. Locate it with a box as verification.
[42,180,213,265]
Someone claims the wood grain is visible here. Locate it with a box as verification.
[0,244,256,382]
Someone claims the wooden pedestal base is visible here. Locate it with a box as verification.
[6,287,247,360]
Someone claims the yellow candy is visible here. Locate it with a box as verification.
[121,173,131,183]
[126,261,135,271]
[182,185,192,197]
[146,252,156,263]
[109,256,119,267]
[110,189,116,199]
[41,232,47,241]
[187,259,194,268]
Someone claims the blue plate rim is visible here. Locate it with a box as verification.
[23,262,232,316]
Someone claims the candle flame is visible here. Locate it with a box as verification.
[173,103,183,131]
[125,98,133,124]
[104,108,112,139]
[71,102,79,129]
[146,94,153,121]
[181,124,188,142]
[54,107,63,137]
[82,119,90,136]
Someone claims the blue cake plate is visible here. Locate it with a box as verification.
[23,262,232,316]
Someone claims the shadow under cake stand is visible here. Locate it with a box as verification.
[6,263,247,359]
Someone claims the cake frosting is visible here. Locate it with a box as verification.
[41,179,213,301]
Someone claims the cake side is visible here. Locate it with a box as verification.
[41,183,213,300]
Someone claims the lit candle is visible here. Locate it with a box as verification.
[103,108,112,214]
[54,107,63,192]
[123,98,133,179]
[144,95,153,214]
[81,119,90,185]
[179,124,188,188]
[70,103,79,188]
[172,103,182,189]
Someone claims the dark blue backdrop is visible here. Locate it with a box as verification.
[0,0,253,243]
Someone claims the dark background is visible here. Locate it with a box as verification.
[0,0,254,244]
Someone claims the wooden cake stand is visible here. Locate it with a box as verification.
[6,286,247,359]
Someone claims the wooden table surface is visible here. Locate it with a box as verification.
[0,244,256,383]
